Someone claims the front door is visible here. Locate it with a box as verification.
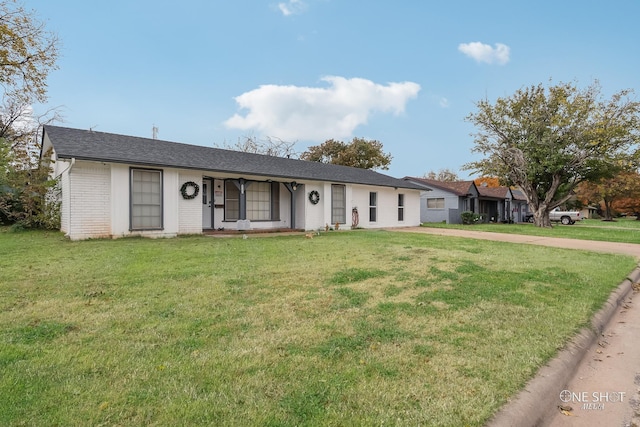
[202,178,213,229]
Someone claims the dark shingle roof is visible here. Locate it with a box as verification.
[43,126,422,190]
[477,186,510,199]
[404,177,475,196]
[511,189,528,201]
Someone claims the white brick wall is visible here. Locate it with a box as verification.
[178,173,203,234]
[58,160,420,239]
[303,184,325,230]
[351,185,413,229]
[59,161,71,234]
[68,163,111,240]
[305,183,420,230]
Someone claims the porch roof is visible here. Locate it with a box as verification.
[477,186,510,199]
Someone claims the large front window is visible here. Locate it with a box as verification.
[247,182,277,220]
[331,184,346,224]
[130,168,163,230]
[225,180,280,221]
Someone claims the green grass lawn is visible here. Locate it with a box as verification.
[422,217,640,244]
[0,228,636,426]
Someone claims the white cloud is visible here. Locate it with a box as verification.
[439,97,450,108]
[458,42,510,65]
[277,0,306,16]
[224,76,421,141]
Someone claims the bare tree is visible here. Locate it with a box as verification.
[423,168,459,181]
[217,135,298,158]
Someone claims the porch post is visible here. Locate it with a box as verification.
[284,182,299,229]
[238,178,249,220]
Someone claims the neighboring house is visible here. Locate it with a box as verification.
[41,126,422,240]
[405,177,530,224]
[476,184,509,222]
[510,188,530,223]
[579,206,599,219]
[403,177,478,224]
[475,184,530,223]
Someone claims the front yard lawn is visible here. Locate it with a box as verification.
[0,228,635,426]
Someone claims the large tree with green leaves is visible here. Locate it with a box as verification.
[300,137,392,170]
[464,81,640,227]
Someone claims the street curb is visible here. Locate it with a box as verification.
[486,265,640,427]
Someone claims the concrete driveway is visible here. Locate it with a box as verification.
[388,227,640,427]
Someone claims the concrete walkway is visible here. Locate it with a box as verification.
[390,227,640,427]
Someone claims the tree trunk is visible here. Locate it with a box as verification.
[533,209,552,227]
[603,199,614,221]
[518,183,553,227]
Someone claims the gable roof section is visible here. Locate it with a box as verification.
[404,177,475,196]
[43,126,422,190]
[477,185,510,199]
[511,188,528,201]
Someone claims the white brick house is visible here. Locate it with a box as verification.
[42,126,422,240]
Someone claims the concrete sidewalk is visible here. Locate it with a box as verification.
[389,227,640,427]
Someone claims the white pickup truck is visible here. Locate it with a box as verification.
[526,208,582,225]
[549,208,581,224]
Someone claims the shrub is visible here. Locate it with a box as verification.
[461,211,481,225]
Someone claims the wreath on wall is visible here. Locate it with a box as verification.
[308,190,320,205]
[180,181,200,200]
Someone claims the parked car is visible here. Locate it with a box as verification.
[525,208,581,225]
[549,207,581,224]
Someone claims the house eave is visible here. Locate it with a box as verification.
[57,155,421,191]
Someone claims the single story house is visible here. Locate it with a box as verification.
[579,205,600,219]
[404,177,530,224]
[403,177,478,224]
[476,184,530,223]
[41,126,422,240]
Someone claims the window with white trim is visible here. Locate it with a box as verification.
[130,168,163,230]
[427,197,445,209]
[398,193,405,221]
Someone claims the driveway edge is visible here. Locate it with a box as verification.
[486,265,640,427]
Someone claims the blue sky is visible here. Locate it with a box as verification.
[27,0,640,179]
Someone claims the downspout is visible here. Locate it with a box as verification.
[59,158,75,238]
[58,157,76,178]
